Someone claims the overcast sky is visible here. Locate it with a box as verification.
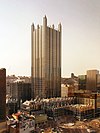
[0,0,100,77]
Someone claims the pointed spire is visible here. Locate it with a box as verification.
[44,15,47,19]
[32,23,34,26]
[52,24,54,29]
[37,24,39,29]
[43,15,47,27]
[31,23,35,31]
[58,23,61,32]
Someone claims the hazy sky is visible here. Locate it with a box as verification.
[0,0,100,77]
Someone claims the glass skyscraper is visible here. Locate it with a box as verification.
[31,16,61,98]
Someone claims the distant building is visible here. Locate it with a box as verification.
[97,74,100,91]
[86,70,99,91]
[78,75,87,90]
[61,75,78,92]
[17,76,31,83]
[6,75,31,95]
[78,69,100,92]
[61,84,74,97]
[6,75,17,95]
[10,81,31,103]
[31,16,61,98]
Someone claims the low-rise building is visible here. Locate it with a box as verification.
[61,84,74,97]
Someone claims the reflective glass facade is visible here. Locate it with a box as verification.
[31,16,61,98]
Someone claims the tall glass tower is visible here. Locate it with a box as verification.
[31,16,61,98]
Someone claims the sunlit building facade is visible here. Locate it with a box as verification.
[31,16,61,98]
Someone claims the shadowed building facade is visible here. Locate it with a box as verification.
[0,68,6,133]
[31,16,61,98]
[0,68,6,121]
[86,70,99,91]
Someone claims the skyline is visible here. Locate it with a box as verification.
[0,0,100,77]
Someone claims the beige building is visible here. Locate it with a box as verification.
[61,84,74,97]
[31,16,61,98]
